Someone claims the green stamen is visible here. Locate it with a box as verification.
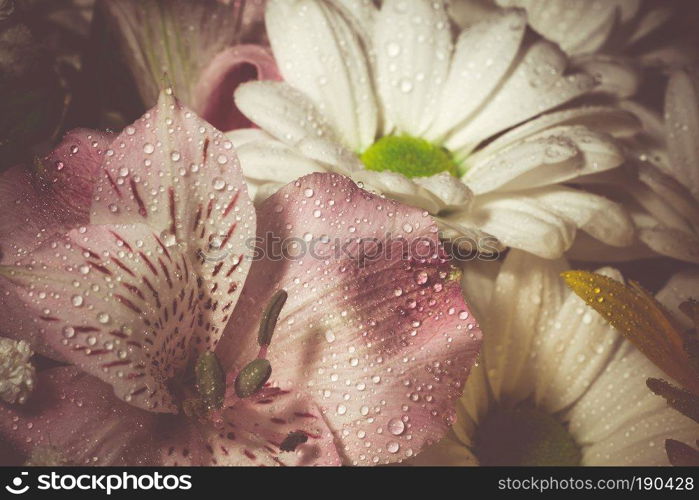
[234,359,272,398]
[194,351,225,411]
[258,290,288,346]
[360,135,458,178]
[473,404,582,466]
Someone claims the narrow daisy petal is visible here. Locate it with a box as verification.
[482,106,640,152]
[665,70,699,198]
[194,45,280,132]
[495,0,635,56]
[411,173,474,211]
[374,0,452,136]
[460,196,577,259]
[0,129,111,262]
[424,9,526,141]
[568,347,698,465]
[638,227,699,264]
[0,367,156,465]
[527,187,634,248]
[573,54,640,98]
[468,125,625,196]
[464,136,580,195]
[481,251,568,403]
[266,0,377,151]
[218,173,482,465]
[534,268,624,412]
[235,81,354,166]
[445,41,595,154]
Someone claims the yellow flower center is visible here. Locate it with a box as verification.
[360,135,459,178]
[473,404,582,466]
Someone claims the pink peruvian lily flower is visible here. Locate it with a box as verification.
[0,92,481,466]
[0,129,112,265]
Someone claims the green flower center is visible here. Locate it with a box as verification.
[473,403,582,466]
[360,135,459,178]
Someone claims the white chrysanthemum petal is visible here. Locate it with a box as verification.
[480,251,568,402]
[484,106,640,153]
[573,54,640,98]
[235,81,340,147]
[266,0,378,151]
[568,347,697,466]
[465,136,580,195]
[462,196,577,258]
[526,187,634,247]
[656,269,699,330]
[534,268,624,413]
[638,227,699,264]
[374,0,452,136]
[445,41,595,154]
[352,170,441,213]
[637,164,699,231]
[412,173,474,211]
[665,70,699,199]
[583,409,696,466]
[495,0,639,56]
[0,337,35,405]
[424,9,526,142]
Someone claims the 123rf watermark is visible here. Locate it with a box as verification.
[5,471,192,495]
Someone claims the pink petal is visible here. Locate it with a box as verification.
[2,93,256,413]
[0,367,157,465]
[155,389,341,466]
[0,129,111,263]
[194,45,281,132]
[217,173,482,465]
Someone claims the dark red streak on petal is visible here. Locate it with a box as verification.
[130,178,147,217]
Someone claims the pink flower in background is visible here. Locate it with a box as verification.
[0,92,481,465]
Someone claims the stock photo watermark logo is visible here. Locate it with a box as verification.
[198,231,502,265]
[4,471,192,495]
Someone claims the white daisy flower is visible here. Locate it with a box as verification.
[571,69,699,263]
[408,251,699,465]
[450,0,698,97]
[231,0,637,260]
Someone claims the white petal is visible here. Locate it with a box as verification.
[458,195,577,258]
[573,54,640,98]
[583,409,697,466]
[424,9,526,141]
[374,0,452,136]
[665,70,699,199]
[527,187,635,247]
[568,347,698,466]
[464,136,580,195]
[266,0,378,151]
[445,41,595,153]
[412,173,473,211]
[638,227,699,264]
[656,269,699,329]
[484,106,640,153]
[235,139,327,183]
[534,268,624,413]
[352,170,440,213]
[460,257,502,321]
[480,250,568,402]
[236,81,339,146]
[496,0,634,56]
